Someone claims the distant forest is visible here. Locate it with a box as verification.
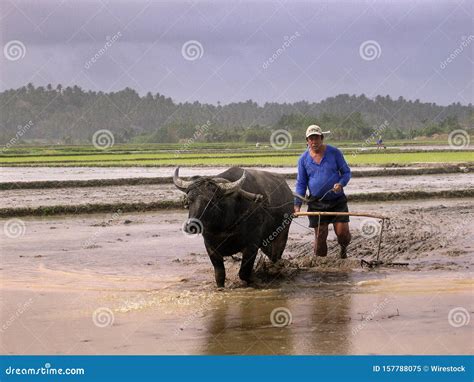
[0,83,472,144]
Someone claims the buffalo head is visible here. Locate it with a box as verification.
[173,167,247,234]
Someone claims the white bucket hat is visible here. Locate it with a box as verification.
[305,124,330,138]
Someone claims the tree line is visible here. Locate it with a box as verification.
[0,83,472,145]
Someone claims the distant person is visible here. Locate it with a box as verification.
[376,137,386,149]
[293,125,352,258]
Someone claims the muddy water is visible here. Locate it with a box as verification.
[0,198,472,354]
[0,164,457,183]
[2,173,473,209]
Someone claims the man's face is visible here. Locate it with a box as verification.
[307,134,323,150]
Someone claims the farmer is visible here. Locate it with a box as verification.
[376,137,386,150]
[293,125,352,258]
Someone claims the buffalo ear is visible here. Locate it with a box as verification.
[238,189,264,202]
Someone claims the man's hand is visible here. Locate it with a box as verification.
[293,205,301,214]
[333,183,343,193]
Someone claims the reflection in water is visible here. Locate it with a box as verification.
[201,272,352,355]
[292,272,352,355]
[295,294,351,354]
[202,292,292,355]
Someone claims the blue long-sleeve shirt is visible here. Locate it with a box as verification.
[294,145,351,206]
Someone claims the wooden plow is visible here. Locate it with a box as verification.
[293,211,409,268]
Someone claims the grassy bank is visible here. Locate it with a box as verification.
[1,151,472,167]
[1,189,472,218]
[0,139,453,155]
[1,165,471,190]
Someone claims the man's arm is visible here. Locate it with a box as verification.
[294,155,308,209]
[335,149,351,188]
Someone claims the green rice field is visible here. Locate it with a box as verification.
[0,146,472,167]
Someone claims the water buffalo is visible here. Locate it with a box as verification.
[173,166,293,287]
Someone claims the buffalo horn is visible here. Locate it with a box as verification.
[173,167,194,191]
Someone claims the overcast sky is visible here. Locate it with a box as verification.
[1,0,472,106]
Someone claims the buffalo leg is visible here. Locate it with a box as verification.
[208,253,225,287]
[205,240,226,287]
[239,247,258,283]
[269,226,290,262]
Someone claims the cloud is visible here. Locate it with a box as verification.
[1,0,472,105]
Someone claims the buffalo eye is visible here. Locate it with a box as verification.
[182,195,190,209]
